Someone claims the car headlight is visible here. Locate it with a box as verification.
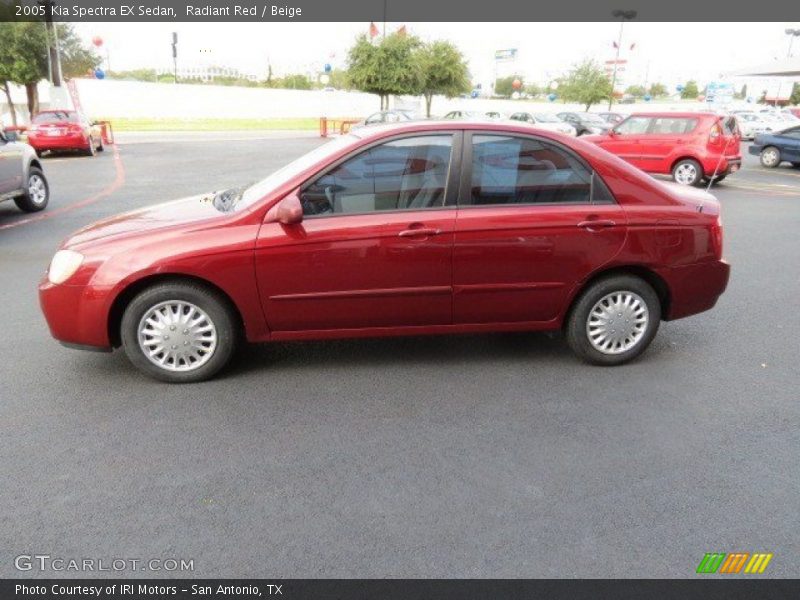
[48,249,84,284]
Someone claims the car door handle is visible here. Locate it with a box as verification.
[398,227,441,237]
[578,219,616,230]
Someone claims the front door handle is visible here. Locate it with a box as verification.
[578,219,616,231]
[398,227,441,237]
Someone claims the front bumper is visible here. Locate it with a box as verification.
[748,145,763,156]
[39,278,113,350]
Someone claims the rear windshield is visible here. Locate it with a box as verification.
[33,111,78,124]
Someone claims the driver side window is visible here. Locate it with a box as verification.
[615,116,651,134]
[300,135,453,216]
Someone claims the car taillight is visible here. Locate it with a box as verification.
[710,215,723,259]
[709,123,722,144]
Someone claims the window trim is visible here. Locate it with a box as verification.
[458,130,617,209]
[299,130,463,219]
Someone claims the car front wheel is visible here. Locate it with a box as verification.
[565,275,661,366]
[760,146,781,168]
[14,167,49,212]
[120,282,239,383]
[672,159,703,186]
[86,136,97,157]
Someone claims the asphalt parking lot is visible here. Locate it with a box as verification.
[1,134,798,578]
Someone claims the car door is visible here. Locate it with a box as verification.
[452,132,627,324]
[255,132,461,332]
[0,133,21,194]
[637,116,697,173]
[592,115,651,167]
[776,127,800,162]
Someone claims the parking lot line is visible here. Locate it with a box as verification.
[0,144,126,232]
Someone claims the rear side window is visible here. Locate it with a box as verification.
[650,117,698,134]
[469,135,596,205]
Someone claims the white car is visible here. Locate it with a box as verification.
[733,112,771,140]
[508,112,577,136]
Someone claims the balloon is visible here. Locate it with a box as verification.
[512,78,522,90]
[92,36,103,47]
[470,90,479,99]
[94,68,105,79]
[324,63,332,73]
[746,96,754,103]
[548,93,557,102]
[644,94,652,102]
[676,84,684,92]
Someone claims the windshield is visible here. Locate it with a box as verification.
[579,113,606,123]
[533,113,561,123]
[33,111,78,124]
[234,135,358,211]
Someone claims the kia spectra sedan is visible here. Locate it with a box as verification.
[39,122,730,382]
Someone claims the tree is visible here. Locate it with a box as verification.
[681,80,699,99]
[418,40,470,117]
[625,85,646,97]
[347,32,423,110]
[558,60,612,111]
[648,82,668,97]
[0,23,18,126]
[0,22,98,118]
[494,75,521,98]
[277,73,312,90]
[524,83,541,97]
[790,83,799,105]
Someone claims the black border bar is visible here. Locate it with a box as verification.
[2,0,800,22]
[3,579,800,600]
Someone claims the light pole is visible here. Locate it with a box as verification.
[608,9,637,110]
[775,28,800,106]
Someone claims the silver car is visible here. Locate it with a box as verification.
[0,129,49,212]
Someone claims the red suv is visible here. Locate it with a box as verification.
[584,112,741,186]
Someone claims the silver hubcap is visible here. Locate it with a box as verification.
[28,174,46,204]
[674,163,698,185]
[587,291,649,355]
[137,301,218,372]
[762,149,779,167]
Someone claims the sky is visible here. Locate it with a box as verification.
[74,22,800,90]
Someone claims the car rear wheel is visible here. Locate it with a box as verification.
[14,167,49,212]
[760,146,781,168]
[120,282,239,383]
[97,136,105,152]
[85,136,97,157]
[672,159,703,186]
[565,275,661,366]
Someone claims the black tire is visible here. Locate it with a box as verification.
[791,162,800,168]
[760,146,781,168]
[85,136,97,157]
[14,167,49,213]
[671,158,704,186]
[705,173,727,185]
[97,136,105,152]
[565,274,661,366]
[120,281,239,383]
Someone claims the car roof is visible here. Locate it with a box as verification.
[626,111,719,119]
[350,120,572,141]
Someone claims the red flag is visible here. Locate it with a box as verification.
[397,25,407,37]
[369,22,379,38]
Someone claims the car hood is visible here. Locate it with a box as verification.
[64,193,232,250]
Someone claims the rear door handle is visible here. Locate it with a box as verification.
[578,219,616,230]
[398,228,441,237]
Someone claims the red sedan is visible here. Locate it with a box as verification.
[39,122,729,382]
[26,110,104,156]
[584,112,741,186]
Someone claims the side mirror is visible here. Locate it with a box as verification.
[266,193,303,225]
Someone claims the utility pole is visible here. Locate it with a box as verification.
[38,0,62,86]
[171,32,178,84]
[608,9,637,110]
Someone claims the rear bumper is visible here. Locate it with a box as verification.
[660,260,730,320]
[701,155,741,176]
[39,279,113,350]
[27,133,87,151]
